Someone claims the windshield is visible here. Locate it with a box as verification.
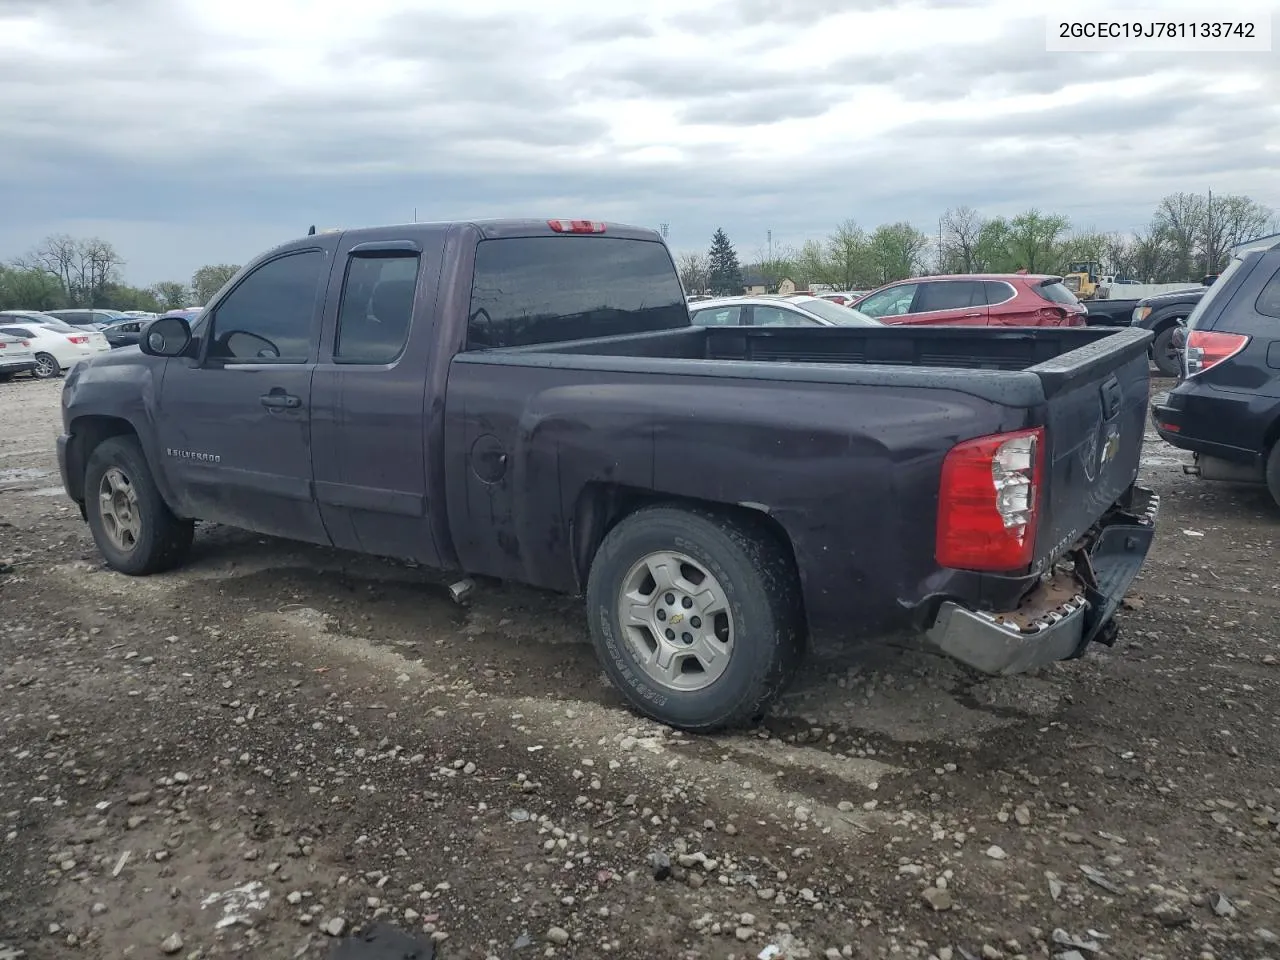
[789,297,881,326]
[1185,256,1247,332]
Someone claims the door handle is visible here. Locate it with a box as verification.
[260,392,301,409]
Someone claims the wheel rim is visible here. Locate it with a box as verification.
[616,550,734,692]
[34,355,56,377]
[98,466,142,552]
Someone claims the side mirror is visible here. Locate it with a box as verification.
[140,316,192,357]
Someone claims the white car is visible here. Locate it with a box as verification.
[687,294,883,328]
[0,319,110,379]
[0,331,37,380]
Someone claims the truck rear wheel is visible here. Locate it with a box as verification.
[1151,325,1183,377]
[84,436,194,575]
[586,505,804,731]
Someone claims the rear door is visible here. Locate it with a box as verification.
[904,280,989,325]
[309,230,447,565]
[156,239,337,543]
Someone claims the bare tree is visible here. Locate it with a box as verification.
[16,235,124,306]
[940,206,985,273]
[675,252,709,296]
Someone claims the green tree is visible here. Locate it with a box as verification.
[100,283,162,313]
[940,206,986,274]
[867,222,928,285]
[825,220,871,289]
[191,264,241,305]
[151,281,190,310]
[706,229,743,296]
[794,238,835,288]
[16,235,124,306]
[1006,210,1070,272]
[0,265,66,310]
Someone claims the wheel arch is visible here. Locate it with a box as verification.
[570,482,805,620]
[65,415,151,505]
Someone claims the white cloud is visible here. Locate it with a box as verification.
[0,0,1275,282]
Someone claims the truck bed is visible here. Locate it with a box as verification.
[483,324,1153,401]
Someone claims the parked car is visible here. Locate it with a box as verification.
[0,310,79,329]
[0,331,36,380]
[851,275,1088,327]
[43,309,131,330]
[1131,284,1213,376]
[0,319,110,378]
[1151,240,1280,504]
[102,318,146,348]
[688,294,881,327]
[58,218,1158,731]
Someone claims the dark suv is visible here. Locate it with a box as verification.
[1151,240,1280,504]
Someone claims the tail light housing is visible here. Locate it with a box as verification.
[67,335,90,344]
[1036,306,1067,325]
[1184,330,1248,377]
[937,428,1044,572]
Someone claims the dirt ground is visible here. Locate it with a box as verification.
[1,374,1278,960]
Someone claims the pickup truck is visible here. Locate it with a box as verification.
[1081,298,1141,327]
[1132,285,1211,376]
[56,219,1160,731]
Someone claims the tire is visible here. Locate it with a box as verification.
[585,504,804,731]
[1266,442,1280,509]
[1151,325,1183,377]
[84,435,194,575]
[0,373,12,383]
[31,353,60,379]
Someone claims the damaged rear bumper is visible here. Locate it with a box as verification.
[926,484,1159,675]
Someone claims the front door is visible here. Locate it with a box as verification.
[309,231,446,566]
[156,244,335,544]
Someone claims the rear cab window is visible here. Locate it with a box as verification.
[466,237,688,349]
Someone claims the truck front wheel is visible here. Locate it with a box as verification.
[586,505,804,731]
[84,436,194,575]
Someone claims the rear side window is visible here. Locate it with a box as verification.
[915,280,983,312]
[0,327,33,338]
[1255,266,1280,320]
[1038,281,1081,306]
[335,254,419,363]
[983,281,1016,305]
[467,238,687,348]
[1186,255,1248,331]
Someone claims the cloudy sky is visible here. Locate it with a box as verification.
[1,0,1277,285]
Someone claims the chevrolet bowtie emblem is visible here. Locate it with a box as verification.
[670,613,684,624]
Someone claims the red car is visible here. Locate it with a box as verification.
[850,274,1087,327]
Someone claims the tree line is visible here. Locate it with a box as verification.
[0,234,239,313]
[678,192,1276,296]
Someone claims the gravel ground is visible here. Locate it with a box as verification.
[1,374,1278,960]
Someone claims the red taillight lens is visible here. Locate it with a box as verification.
[67,335,89,344]
[21,340,30,347]
[0,342,6,349]
[1184,330,1248,377]
[548,219,606,234]
[937,427,1044,572]
[1036,306,1066,324]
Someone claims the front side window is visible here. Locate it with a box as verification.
[857,283,918,318]
[334,254,420,363]
[207,250,326,362]
[467,237,687,349]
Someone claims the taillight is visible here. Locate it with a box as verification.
[1184,330,1248,377]
[1037,306,1066,324]
[937,428,1044,572]
[21,340,29,347]
[548,220,606,234]
[67,335,89,344]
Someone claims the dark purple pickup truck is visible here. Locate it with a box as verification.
[57,219,1160,730]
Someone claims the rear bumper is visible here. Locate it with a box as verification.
[926,484,1159,675]
[1151,390,1261,463]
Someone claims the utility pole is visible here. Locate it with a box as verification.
[1206,187,1213,275]
[659,222,669,240]
[938,218,944,274]
[767,229,773,261]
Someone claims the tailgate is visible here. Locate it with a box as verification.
[1029,328,1151,570]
